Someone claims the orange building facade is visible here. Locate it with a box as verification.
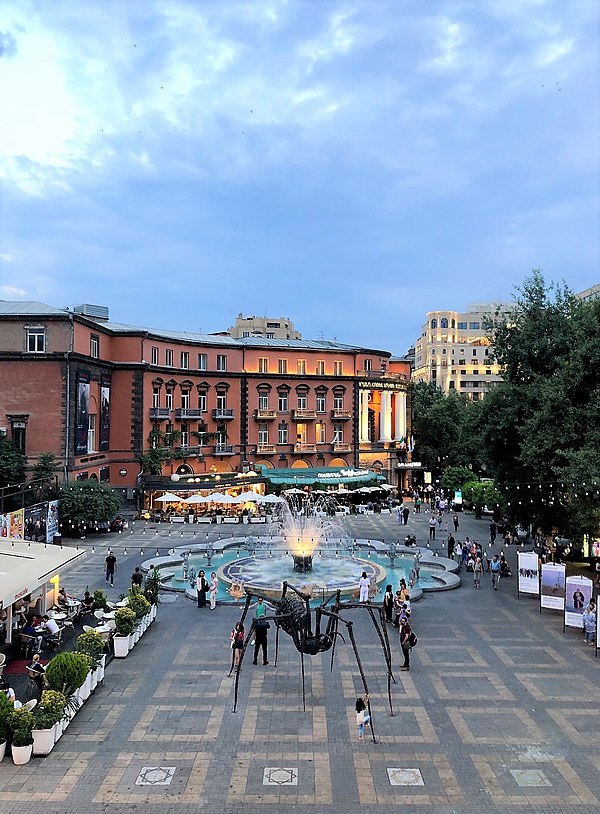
[0,303,412,493]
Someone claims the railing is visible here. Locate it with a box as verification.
[176,445,204,457]
[213,444,235,455]
[149,407,170,419]
[292,409,317,420]
[253,409,277,419]
[212,408,235,420]
[330,409,351,419]
[332,442,352,452]
[293,444,317,454]
[356,370,408,382]
[174,408,203,419]
[256,444,276,454]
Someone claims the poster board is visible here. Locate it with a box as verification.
[517,550,539,596]
[540,563,566,611]
[564,575,593,629]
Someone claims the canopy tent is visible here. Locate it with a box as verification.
[154,493,182,502]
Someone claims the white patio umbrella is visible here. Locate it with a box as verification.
[236,491,261,502]
[259,494,285,503]
[154,493,182,502]
[183,494,211,504]
[379,483,395,490]
[283,488,305,494]
[209,493,240,504]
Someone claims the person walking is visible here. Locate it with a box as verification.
[358,571,370,603]
[473,557,483,589]
[399,617,413,671]
[415,496,421,514]
[402,506,410,525]
[208,572,218,610]
[253,598,269,665]
[453,513,459,532]
[355,694,371,741]
[413,551,421,582]
[229,622,244,671]
[583,602,596,645]
[455,540,463,568]
[131,567,143,589]
[196,570,208,608]
[490,554,501,589]
[383,584,394,623]
[428,516,436,540]
[447,533,455,560]
[489,521,497,544]
[105,551,117,586]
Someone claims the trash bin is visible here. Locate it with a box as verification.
[53,534,62,545]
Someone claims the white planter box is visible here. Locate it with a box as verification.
[133,627,141,644]
[33,725,57,756]
[127,633,135,651]
[215,515,222,524]
[113,635,130,658]
[90,670,98,692]
[0,739,6,762]
[97,654,106,683]
[12,743,33,765]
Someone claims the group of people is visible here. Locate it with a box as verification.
[229,596,270,670]
[382,579,416,672]
[196,571,219,609]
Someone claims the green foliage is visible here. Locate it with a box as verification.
[45,651,90,698]
[0,438,26,489]
[9,707,34,747]
[139,447,171,475]
[441,467,478,495]
[76,630,105,669]
[462,480,502,514]
[34,690,67,730]
[144,566,162,605]
[30,452,58,483]
[0,690,13,741]
[93,589,109,611]
[115,607,136,637]
[58,480,122,527]
[127,586,151,619]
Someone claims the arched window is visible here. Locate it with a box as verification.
[441,318,448,329]
[431,319,437,329]
[451,319,455,328]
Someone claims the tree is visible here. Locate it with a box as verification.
[30,452,59,483]
[441,466,478,495]
[58,481,122,533]
[0,439,26,489]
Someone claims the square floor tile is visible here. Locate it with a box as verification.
[510,769,552,787]
[387,768,425,786]
[262,767,298,786]
[135,766,176,786]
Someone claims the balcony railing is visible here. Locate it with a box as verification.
[149,407,170,420]
[356,370,408,382]
[174,408,203,419]
[256,444,276,454]
[213,444,235,455]
[293,443,317,454]
[212,408,235,420]
[291,409,317,420]
[332,442,352,452]
[175,445,204,457]
[330,409,351,420]
[253,409,277,420]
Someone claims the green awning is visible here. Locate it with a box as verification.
[256,465,385,487]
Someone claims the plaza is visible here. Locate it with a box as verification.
[1,507,598,813]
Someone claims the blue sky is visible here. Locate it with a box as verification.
[0,0,598,354]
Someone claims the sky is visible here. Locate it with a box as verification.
[0,0,598,355]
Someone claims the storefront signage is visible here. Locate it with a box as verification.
[317,469,369,479]
[397,462,422,469]
[359,380,406,391]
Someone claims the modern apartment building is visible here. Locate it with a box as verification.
[412,303,509,398]
[0,302,412,492]
[225,314,302,340]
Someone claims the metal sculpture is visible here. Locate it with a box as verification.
[229,582,396,743]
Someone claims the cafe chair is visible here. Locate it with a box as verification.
[24,698,38,712]
[0,653,6,677]
[46,627,63,651]
[20,633,39,658]
[82,625,95,633]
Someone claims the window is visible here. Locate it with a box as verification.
[216,426,227,445]
[460,370,466,376]
[278,393,288,412]
[316,360,325,375]
[297,359,306,375]
[258,423,269,445]
[431,319,437,329]
[278,358,287,374]
[460,381,467,388]
[449,381,455,389]
[458,321,467,329]
[473,370,479,375]
[180,351,189,369]
[165,349,173,367]
[198,393,207,412]
[217,393,227,410]
[181,391,190,409]
[90,335,99,358]
[441,318,448,329]
[451,319,455,328]
[88,414,96,452]
[472,349,477,356]
[333,423,343,442]
[258,357,269,374]
[316,422,326,444]
[469,322,480,330]
[198,353,207,370]
[364,359,372,372]
[258,394,269,411]
[180,427,189,446]
[152,387,160,408]
[431,368,437,379]
[99,466,110,482]
[217,354,227,371]
[26,327,45,353]
[460,348,465,355]
[278,423,288,444]
[431,349,436,355]
[333,395,343,410]
[151,347,159,365]
[266,332,274,339]
[242,331,250,338]
[11,423,26,454]
[333,361,343,376]
[267,322,280,328]
[297,394,307,410]
[485,348,489,356]
[442,348,447,354]
[166,390,173,410]
[316,394,326,413]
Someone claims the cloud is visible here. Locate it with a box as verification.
[0,30,17,58]
[0,285,27,296]
[534,38,574,67]
[0,253,15,262]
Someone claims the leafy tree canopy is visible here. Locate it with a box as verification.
[58,480,122,528]
[0,439,26,489]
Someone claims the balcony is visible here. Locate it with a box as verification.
[149,407,170,420]
[356,370,408,382]
[332,442,352,452]
[174,408,203,420]
[212,444,235,456]
[292,443,317,454]
[330,409,351,420]
[256,444,276,454]
[291,409,317,421]
[253,409,277,420]
[175,445,204,458]
[212,408,235,421]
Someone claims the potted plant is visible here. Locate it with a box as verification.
[32,690,66,755]
[93,589,110,612]
[45,651,91,714]
[144,566,161,619]
[10,707,35,764]
[114,607,136,657]
[0,690,12,762]
[76,630,105,692]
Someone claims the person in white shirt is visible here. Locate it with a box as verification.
[358,572,370,603]
[40,615,60,646]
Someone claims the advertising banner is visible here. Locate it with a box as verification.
[75,370,90,455]
[46,500,59,543]
[24,504,47,542]
[9,509,24,539]
[540,563,566,611]
[564,575,593,629]
[0,513,8,537]
[99,374,111,451]
[517,550,539,595]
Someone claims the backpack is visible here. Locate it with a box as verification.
[408,631,418,648]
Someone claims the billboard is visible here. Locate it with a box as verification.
[540,563,566,611]
[517,550,539,595]
[46,500,59,543]
[564,575,593,629]
[99,375,111,451]
[75,370,90,455]
[24,504,47,542]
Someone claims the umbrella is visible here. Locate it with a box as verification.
[259,494,285,503]
[379,483,395,490]
[236,491,261,502]
[183,494,211,504]
[154,493,182,502]
[209,493,240,504]
[283,488,305,494]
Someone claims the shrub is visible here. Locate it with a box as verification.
[127,587,151,619]
[76,630,105,669]
[34,690,66,730]
[93,589,109,611]
[0,690,13,741]
[114,607,136,637]
[10,707,34,747]
[45,651,91,698]
[144,566,162,605]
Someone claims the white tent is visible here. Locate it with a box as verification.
[155,492,182,502]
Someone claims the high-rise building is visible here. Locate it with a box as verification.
[226,314,302,340]
[412,303,509,398]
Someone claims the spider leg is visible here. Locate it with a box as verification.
[364,604,396,716]
[345,619,377,744]
[275,622,280,667]
[300,648,306,712]
[232,618,257,712]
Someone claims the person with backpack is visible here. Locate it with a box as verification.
[355,693,371,741]
[400,617,416,671]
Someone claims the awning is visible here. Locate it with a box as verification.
[0,539,86,610]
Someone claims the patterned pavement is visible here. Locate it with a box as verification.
[0,508,598,813]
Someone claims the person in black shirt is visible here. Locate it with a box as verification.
[131,567,144,589]
[26,653,46,695]
[105,551,117,586]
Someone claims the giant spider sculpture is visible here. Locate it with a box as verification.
[229,582,396,744]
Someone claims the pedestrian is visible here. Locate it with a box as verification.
[413,551,421,582]
[489,521,497,544]
[437,511,443,528]
[105,550,117,586]
[455,541,462,567]
[396,508,403,525]
[355,693,371,741]
[447,533,455,559]
[209,571,218,610]
[253,598,269,665]
[428,516,436,540]
[383,584,394,623]
[490,555,501,590]
[415,496,421,514]
[402,506,410,525]
[399,617,413,671]
[583,603,596,645]
[473,557,483,589]
[196,570,208,608]
[453,513,459,532]
[358,571,370,603]
[229,622,244,670]
[131,567,143,589]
